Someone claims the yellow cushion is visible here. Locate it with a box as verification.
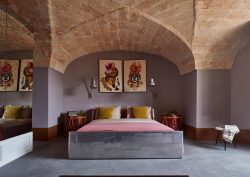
[98,107,114,119]
[3,105,22,119]
[132,106,150,119]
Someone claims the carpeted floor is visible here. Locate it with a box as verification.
[0,137,249,177]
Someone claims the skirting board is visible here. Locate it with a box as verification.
[33,125,58,141]
[0,132,33,167]
[182,124,250,144]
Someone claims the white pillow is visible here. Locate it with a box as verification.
[112,106,121,119]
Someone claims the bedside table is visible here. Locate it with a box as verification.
[160,115,181,131]
[64,115,86,136]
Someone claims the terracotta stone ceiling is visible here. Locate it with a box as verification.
[50,0,195,74]
[0,5,33,52]
[193,0,250,69]
[1,0,250,74]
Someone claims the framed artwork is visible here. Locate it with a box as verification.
[99,60,122,92]
[0,60,20,91]
[124,60,146,92]
[19,59,33,91]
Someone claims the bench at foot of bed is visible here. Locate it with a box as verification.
[68,131,183,159]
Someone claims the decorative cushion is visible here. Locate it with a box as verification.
[131,106,152,119]
[112,106,121,119]
[3,105,22,119]
[98,107,115,119]
[20,106,32,119]
[0,106,4,118]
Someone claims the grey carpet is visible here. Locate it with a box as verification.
[0,137,249,177]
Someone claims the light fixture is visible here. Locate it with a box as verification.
[84,78,97,99]
[149,78,156,87]
[148,78,157,99]
[90,78,97,89]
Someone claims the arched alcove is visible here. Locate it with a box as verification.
[63,51,184,118]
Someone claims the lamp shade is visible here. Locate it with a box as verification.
[149,78,156,87]
[90,79,97,89]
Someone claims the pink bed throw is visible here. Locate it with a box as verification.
[77,119,174,132]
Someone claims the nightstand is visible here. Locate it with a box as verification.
[64,115,86,136]
[160,114,181,130]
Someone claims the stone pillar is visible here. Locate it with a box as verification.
[32,67,63,140]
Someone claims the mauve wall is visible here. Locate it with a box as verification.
[196,70,231,128]
[231,44,250,130]
[63,51,183,119]
[183,71,197,127]
[0,52,33,107]
[182,70,231,128]
[33,67,63,128]
[0,92,32,106]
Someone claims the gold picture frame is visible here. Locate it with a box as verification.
[0,60,20,92]
[124,60,146,92]
[19,59,33,92]
[99,60,123,93]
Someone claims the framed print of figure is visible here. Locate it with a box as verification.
[99,60,122,92]
[124,60,146,92]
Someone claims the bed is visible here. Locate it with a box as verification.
[0,118,33,167]
[68,119,183,159]
[0,118,32,140]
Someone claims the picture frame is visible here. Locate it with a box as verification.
[99,60,123,93]
[19,59,33,92]
[124,60,147,92]
[0,59,20,92]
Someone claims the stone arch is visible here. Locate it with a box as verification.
[51,7,195,75]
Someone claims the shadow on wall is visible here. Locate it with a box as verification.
[63,51,184,119]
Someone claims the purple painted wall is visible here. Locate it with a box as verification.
[33,67,63,128]
[183,71,197,127]
[63,51,184,119]
[183,70,231,128]
[0,92,32,106]
[196,70,231,128]
[231,44,250,130]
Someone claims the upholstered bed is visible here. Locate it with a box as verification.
[0,118,32,141]
[68,119,184,159]
[0,106,33,167]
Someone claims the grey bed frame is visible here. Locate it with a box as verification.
[68,131,183,159]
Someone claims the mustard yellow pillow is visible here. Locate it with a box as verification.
[3,105,22,119]
[98,107,114,119]
[132,106,151,119]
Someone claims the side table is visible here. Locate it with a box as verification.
[64,115,86,136]
[160,115,181,131]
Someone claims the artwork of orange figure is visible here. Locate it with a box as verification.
[127,62,143,90]
[0,61,14,89]
[100,62,120,91]
[21,62,33,90]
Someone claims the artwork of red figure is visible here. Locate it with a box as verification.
[99,60,122,92]
[124,60,146,92]
[127,62,143,90]
[20,61,33,91]
[0,61,14,89]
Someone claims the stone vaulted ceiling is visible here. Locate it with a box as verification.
[0,4,33,52]
[0,0,249,75]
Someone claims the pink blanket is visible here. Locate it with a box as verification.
[77,119,174,132]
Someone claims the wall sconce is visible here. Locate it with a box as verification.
[149,78,156,87]
[149,78,157,99]
[84,78,97,99]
